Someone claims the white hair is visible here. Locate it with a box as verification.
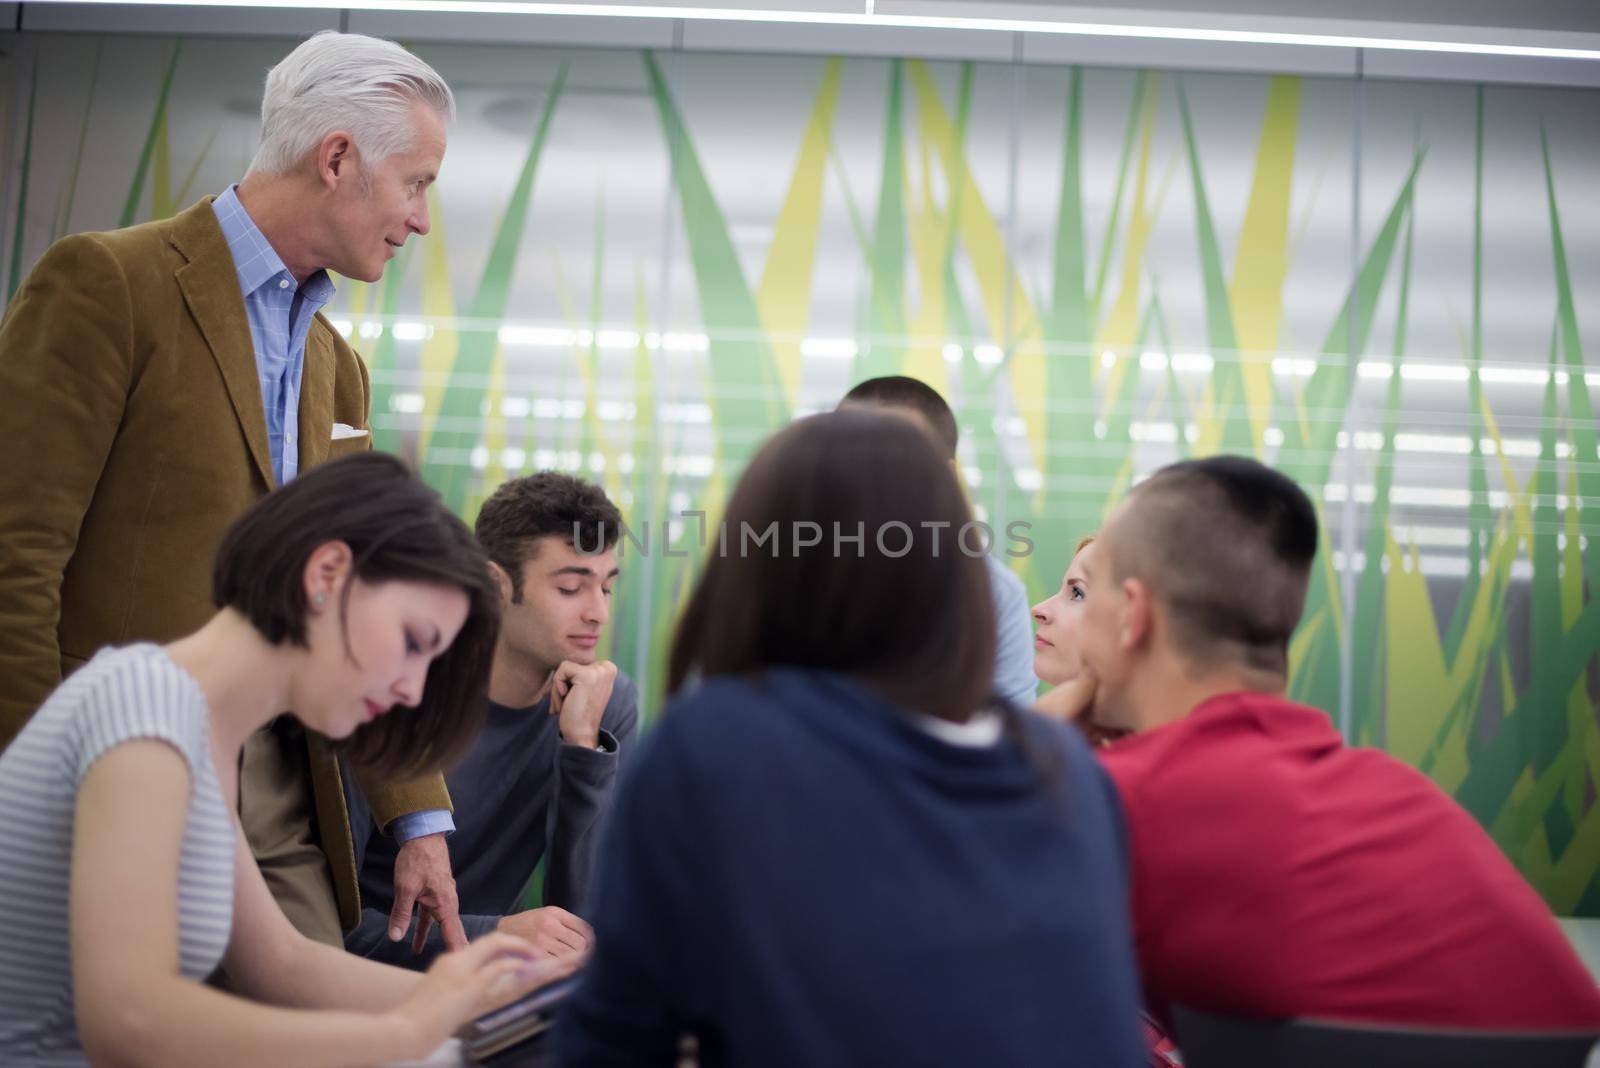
[249,31,455,177]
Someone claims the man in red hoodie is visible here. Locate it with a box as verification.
[1042,455,1600,1033]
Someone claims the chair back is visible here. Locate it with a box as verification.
[1172,1004,1600,1068]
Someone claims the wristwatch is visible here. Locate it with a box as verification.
[566,731,614,753]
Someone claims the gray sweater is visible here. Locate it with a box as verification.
[344,673,638,967]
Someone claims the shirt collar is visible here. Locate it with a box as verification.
[212,185,335,303]
[915,710,1003,748]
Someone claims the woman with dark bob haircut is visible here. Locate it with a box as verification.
[559,410,1146,1066]
[0,453,571,1067]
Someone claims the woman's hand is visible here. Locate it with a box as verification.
[1033,674,1127,747]
[387,931,579,1057]
[1034,674,1096,725]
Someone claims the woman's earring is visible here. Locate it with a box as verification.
[313,592,327,606]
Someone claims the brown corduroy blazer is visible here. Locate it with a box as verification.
[0,197,449,930]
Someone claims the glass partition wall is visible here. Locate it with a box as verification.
[3,31,1597,914]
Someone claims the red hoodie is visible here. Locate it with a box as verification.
[1099,691,1600,1032]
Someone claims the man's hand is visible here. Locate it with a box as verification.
[496,906,594,962]
[391,832,467,954]
[549,660,619,749]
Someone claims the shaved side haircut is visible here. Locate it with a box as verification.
[1107,456,1317,675]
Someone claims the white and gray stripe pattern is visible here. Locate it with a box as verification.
[0,644,235,1066]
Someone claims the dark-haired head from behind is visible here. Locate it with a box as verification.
[212,451,500,778]
[1107,455,1317,676]
[474,471,623,603]
[667,409,993,723]
[839,375,959,461]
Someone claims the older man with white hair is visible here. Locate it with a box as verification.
[0,31,468,955]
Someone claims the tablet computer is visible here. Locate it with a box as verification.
[458,972,583,1064]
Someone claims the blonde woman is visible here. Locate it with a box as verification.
[1031,532,1179,1067]
[1032,536,1126,744]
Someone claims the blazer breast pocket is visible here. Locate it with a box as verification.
[324,432,371,463]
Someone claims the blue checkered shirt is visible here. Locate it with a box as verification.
[212,188,451,845]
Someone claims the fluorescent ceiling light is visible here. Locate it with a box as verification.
[499,324,576,347]
[665,453,716,477]
[1392,432,1471,454]
[660,402,714,423]
[1139,351,1168,370]
[1170,352,1215,373]
[659,332,711,352]
[1322,482,1574,511]
[1140,350,1218,373]
[390,320,432,341]
[1272,357,1316,377]
[597,400,639,421]
[596,329,642,350]
[1478,366,1551,385]
[1400,362,1471,383]
[799,337,858,359]
[42,0,1600,60]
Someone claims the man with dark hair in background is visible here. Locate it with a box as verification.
[345,472,638,968]
[1043,455,1600,1033]
[840,376,1038,708]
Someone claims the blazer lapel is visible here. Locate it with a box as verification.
[298,321,335,471]
[170,199,275,490]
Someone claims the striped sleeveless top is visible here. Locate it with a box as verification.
[0,644,235,1066]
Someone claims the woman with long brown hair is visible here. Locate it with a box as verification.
[558,410,1144,1066]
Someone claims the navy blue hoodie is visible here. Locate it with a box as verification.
[557,669,1145,1067]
